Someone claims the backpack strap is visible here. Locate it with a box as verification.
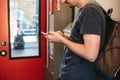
[85,1,112,20]
[84,1,116,43]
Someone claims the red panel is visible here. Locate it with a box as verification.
[0,0,46,80]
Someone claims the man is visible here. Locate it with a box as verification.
[43,0,105,80]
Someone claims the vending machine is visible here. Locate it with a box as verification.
[0,0,46,80]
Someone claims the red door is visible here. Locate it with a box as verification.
[0,0,46,80]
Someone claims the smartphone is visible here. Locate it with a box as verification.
[41,31,48,36]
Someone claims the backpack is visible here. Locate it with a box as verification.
[84,2,120,80]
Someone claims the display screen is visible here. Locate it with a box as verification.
[8,0,40,59]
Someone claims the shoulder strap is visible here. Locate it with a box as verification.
[83,1,117,46]
[85,1,112,20]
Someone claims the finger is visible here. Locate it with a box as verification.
[55,31,63,37]
[48,31,56,35]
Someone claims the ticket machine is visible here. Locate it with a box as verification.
[0,0,46,80]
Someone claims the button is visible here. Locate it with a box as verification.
[0,50,7,56]
[1,42,6,46]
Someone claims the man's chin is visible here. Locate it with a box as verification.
[67,4,75,8]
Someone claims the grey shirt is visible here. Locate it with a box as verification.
[59,3,105,80]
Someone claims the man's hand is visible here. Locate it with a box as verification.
[43,31,66,43]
